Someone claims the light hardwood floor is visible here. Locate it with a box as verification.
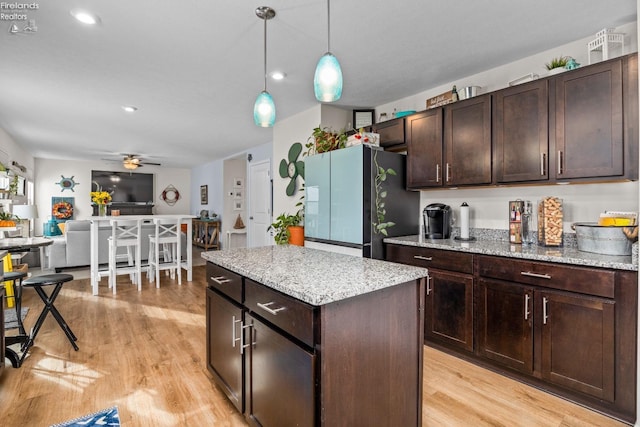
[0,266,629,426]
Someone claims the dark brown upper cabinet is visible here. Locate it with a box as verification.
[444,94,492,186]
[494,80,549,183]
[406,109,443,188]
[550,57,624,180]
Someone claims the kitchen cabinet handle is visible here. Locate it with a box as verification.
[436,164,440,183]
[540,153,546,176]
[240,322,252,354]
[520,271,551,280]
[446,163,451,183]
[413,255,433,262]
[211,275,231,284]
[524,294,530,320]
[543,296,549,325]
[257,301,286,315]
[232,315,242,348]
[557,150,563,175]
[426,275,432,296]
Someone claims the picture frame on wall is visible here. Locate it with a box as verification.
[353,109,375,129]
[234,177,244,188]
[234,189,243,199]
[200,185,208,204]
[234,200,243,211]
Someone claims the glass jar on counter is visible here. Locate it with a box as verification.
[537,197,563,246]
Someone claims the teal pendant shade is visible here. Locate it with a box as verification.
[314,52,342,102]
[254,90,276,127]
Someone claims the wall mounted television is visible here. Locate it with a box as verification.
[91,170,154,204]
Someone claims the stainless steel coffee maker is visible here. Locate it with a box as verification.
[423,203,451,239]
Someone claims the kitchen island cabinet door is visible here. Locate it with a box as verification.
[494,79,549,183]
[245,314,314,427]
[426,269,473,353]
[539,290,615,402]
[551,58,624,180]
[406,109,443,188]
[206,288,244,413]
[444,94,492,186]
[476,278,534,375]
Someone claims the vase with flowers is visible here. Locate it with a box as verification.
[91,190,112,216]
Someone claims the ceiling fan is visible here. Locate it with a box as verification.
[121,154,161,170]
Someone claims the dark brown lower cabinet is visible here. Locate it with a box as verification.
[477,279,533,374]
[385,244,637,424]
[475,254,634,422]
[386,244,473,353]
[426,270,473,352]
[206,288,244,412]
[477,279,615,401]
[540,290,614,401]
[245,315,314,427]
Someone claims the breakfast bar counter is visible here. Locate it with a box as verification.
[202,245,428,427]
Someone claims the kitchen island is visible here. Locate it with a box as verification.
[202,245,428,427]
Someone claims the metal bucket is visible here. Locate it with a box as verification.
[458,86,481,100]
[573,222,633,256]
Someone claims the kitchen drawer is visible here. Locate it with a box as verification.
[372,117,405,147]
[476,255,615,298]
[386,244,473,274]
[245,279,316,348]
[207,263,243,303]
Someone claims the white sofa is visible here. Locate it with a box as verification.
[48,219,186,271]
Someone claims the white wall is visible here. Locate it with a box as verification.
[0,128,35,182]
[35,158,191,234]
[272,106,321,218]
[191,159,223,219]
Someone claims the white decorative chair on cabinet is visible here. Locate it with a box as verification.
[108,218,143,294]
[148,217,182,288]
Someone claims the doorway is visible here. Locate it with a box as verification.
[248,159,272,247]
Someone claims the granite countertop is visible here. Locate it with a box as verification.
[201,245,429,306]
[384,235,638,271]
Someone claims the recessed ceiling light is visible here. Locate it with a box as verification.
[270,71,286,81]
[70,9,100,25]
[122,106,138,113]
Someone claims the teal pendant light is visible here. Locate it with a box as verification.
[314,0,342,102]
[254,6,276,127]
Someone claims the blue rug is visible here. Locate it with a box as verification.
[50,406,120,427]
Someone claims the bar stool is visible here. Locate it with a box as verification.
[108,218,143,294]
[148,217,182,288]
[19,273,78,364]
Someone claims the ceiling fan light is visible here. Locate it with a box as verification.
[123,161,138,170]
[314,52,343,102]
[254,90,276,127]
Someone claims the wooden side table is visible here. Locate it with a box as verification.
[192,219,220,250]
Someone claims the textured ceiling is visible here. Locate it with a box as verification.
[0,0,636,168]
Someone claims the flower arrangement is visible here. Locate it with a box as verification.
[90,191,112,205]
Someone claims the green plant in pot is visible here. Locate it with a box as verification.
[305,126,347,155]
[545,55,569,73]
[269,211,303,245]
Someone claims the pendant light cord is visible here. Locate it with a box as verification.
[327,0,331,53]
[263,14,268,92]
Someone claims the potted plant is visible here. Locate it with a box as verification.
[269,211,303,245]
[545,55,569,75]
[305,126,348,155]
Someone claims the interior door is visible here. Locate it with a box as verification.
[248,159,272,247]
